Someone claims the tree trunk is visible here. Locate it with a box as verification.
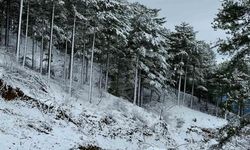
[133,56,139,105]
[63,40,67,80]
[22,1,29,67]
[0,4,3,45]
[137,69,141,106]
[40,36,43,74]
[198,91,201,103]
[69,14,76,96]
[88,31,96,103]
[5,0,10,47]
[16,0,24,61]
[216,96,219,117]
[80,43,86,85]
[191,65,195,108]
[68,45,71,79]
[85,56,88,83]
[140,86,144,107]
[116,65,120,96]
[150,89,153,102]
[177,55,183,106]
[104,53,109,92]
[32,37,35,69]
[182,65,188,105]
[48,3,55,79]
[99,64,103,97]
[177,75,182,106]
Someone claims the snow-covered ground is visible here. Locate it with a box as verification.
[145,98,228,149]
[222,125,250,150]
[0,57,176,149]
[0,33,248,150]
[0,61,229,149]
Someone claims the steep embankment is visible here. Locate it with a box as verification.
[0,63,232,150]
[0,63,177,149]
[0,44,245,150]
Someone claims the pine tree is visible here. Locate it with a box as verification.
[16,0,24,62]
[88,30,96,103]
[22,1,30,67]
[214,0,250,114]
[69,11,76,95]
[48,1,55,79]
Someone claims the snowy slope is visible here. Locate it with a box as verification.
[0,60,230,149]
[222,125,250,150]
[0,34,238,150]
[167,106,227,149]
[0,62,177,150]
[146,98,228,149]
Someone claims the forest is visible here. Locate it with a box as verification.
[0,0,249,149]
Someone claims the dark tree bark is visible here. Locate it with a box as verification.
[5,0,10,47]
[40,36,44,74]
[191,65,196,108]
[0,1,4,45]
[105,53,109,91]
[85,56,88,82]
[32,37,35,69]
[80,42,86,85]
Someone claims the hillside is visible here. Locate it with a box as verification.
[0,45,236,150]
[0,0,250,149]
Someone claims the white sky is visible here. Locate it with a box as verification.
[127,0,229,63]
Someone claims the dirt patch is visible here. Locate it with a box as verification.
[0,79,27,100]
[0,79,79,127]
[78,145,102,150]
[27,124,52,134]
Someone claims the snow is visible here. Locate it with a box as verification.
[146,96,228,149]
[222,125,250,150]
[0,62,176,149]
[0,100,86,150]
[197,85,208,92]
[168,106,227,129]
[0,32,240,150]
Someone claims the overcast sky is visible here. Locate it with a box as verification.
[127,0,227,43]
[127,0,228,63]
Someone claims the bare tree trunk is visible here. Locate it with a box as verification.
[5,0,10,47]
[137,70,141,106]
[22,1,29,67]
[63,40,67,80]
[69,14,76,96]
[32,37,35,69]
[177,75,182,106]
[68,45,71,79]
[216,96,219,117]
[150,89,153,102]
[0,4,3,45]
[16,0,24,61]
[133,56,139,105]
[140,86,144,107]
[48,3,55,79]
[40,36,43,74]
[81,42,86,85]
[116,65,120,96]
[177,55,183,106]
[182,65,188,105]
[85,56,88,83]
[191,65,195,108]
[88,31,96,103]
[99,64,103,97]
[104,53,109,91]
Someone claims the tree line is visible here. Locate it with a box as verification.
[0,0,249,117]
